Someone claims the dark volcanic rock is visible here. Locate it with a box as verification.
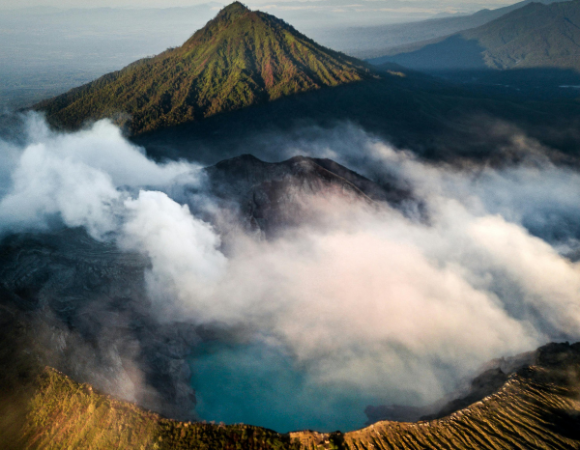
[204,154,413,236]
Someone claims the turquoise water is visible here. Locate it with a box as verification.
[189,341,374,433]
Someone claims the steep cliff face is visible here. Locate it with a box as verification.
[365,351,537,424]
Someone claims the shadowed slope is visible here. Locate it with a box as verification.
[321,0,566,59]
[464,0,580,71]
[35,2,373,135]
[378,0,580,73]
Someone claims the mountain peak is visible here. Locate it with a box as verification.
[223,1,250,12]
[216,2,251,20]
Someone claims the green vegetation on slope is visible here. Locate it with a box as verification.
[35,2,373,135]
[19,368,301,450]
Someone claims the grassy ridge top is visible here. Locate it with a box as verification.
[35,2,373,135]
[3,343,580,449]
[18,368,301,450]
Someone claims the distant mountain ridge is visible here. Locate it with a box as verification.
[374,0,580,73]
[315,0,566,59]
[35,2,373,135]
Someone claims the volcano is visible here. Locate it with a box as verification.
[35,2,373,135]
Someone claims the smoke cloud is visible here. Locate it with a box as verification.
[0,115,201,239]
[2,113,580,430]
[119,190,227,321]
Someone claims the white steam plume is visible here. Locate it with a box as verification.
[119,190,227,320]
[0,114,201,239]
[2,114,580,408]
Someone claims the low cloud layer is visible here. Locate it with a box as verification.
[1,113,580,429]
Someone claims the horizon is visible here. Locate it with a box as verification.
[0,0,519,24]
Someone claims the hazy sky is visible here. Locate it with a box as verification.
[0,0,516,15]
